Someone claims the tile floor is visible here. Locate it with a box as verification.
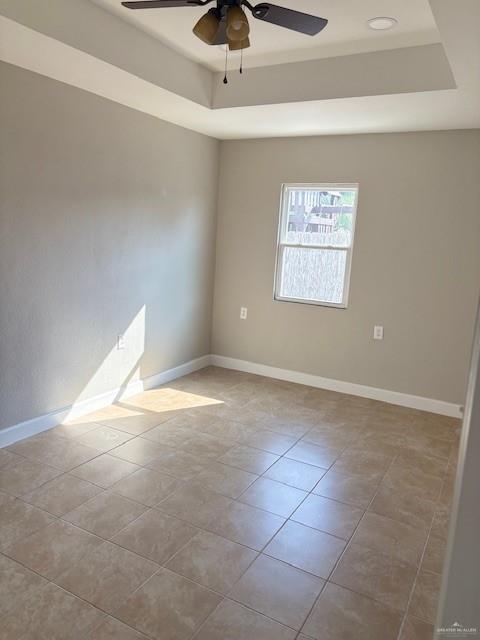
[0,366,460,639]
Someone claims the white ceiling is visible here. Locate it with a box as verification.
[92,0,441,70]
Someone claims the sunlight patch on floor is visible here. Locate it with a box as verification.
[125,388,224,413]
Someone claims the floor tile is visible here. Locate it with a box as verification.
[0,448,20,468]
[382,466,443,501]
[76,426,134,452]
[422,534,447,574]
[5,519,103,580]
[292,494,364,540]
[8,433,102,471]
[399,615,435,640]
[63,491,147,538]
[97,411,167,435]
[218,445,279,475]
[313,470,379,508]
[264,458,326,491]
[330,449,391,479]
[260,416,311,438]
[67,405,157,429]
[111,467,182,506]
[141,424,194,448]
[392,450,448,480]
[145,448,207,480]
[200,418,256,442]
[208,500,285,550]
[352,433,405,458]
[112,509,197,564]
[302,582,402,640]
[351,511,428,566]
[157,483,232,528]
[285,441,341,468]
[409,569,442,623]
[89,617,149,639]
[194,599,296,640]
[0,554,47,617]
[70,454,140,488]
[331,543,417,611]
[0,492,55,550]
[0,456,61,496]
[369,485,437,530]
[55,541,158,614]
[405,433,452,460]
[303,427,353,450]
[48,421,101,439]
[230,554,324,630]
[180,432,233,460]
[0,582,105,639]
[240,428,297,455]
[166,530,257,594]
[264,521,345,579]
[109,437,166,464]
[22,473,102,516]
[195,462,257,498]
[116,568,222,640]
[238,476,307,517]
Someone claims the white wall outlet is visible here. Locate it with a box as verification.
[117,334,126,350]
[374,325,384,340]
[240,307,248,320]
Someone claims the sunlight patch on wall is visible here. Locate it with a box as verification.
[64,305,146,422]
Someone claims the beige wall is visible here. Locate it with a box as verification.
[0,62,219,431]
[212,131,480,405]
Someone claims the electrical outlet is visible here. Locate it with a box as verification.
[117,334,126,350]
[373,326,384,340]
[240,307,248,320]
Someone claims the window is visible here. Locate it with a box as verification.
[274,183,359,308]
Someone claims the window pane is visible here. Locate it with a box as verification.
[284,188,356,247]
[279,247,347,304]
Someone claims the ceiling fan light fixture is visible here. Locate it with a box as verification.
[193,8,220,45]
[226,5,250,42]
[228,36,250,51]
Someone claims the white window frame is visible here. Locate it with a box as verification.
[273,182,359,309]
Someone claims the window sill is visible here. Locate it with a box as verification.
[274,295,348,309]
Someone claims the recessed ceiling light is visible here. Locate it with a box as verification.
[367,17,398,31]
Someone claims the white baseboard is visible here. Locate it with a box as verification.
[1,352,462,448]
[0,355,211,448]
[210,354,463,419]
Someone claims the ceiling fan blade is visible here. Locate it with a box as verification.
[121,1,205,9]
[249,3,328,35]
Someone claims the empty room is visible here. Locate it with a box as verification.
[1,1,480,639]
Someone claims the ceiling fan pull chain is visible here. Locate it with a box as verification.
[240,46,243,74]
[223,45,228,84]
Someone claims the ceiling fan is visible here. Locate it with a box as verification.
[121,1,328,52]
